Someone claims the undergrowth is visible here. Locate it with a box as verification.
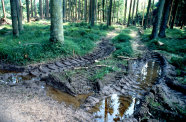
[0,21,113,65]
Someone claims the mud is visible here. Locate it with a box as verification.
[0,28,185,122]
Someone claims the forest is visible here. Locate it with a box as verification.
[0,0,185,121]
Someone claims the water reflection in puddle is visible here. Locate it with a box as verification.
[90,94,136,122]
[137,60,161,90]
[46,86,91,108]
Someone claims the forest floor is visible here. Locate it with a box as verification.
[0,24,185,122]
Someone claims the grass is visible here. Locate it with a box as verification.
[0,20,113,65]
[112,27,135,58]
[141,27,186,73]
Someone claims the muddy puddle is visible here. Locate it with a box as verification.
[46,86,92,108]
[0,69,35,84]
[90,94,137,122]
[136,60,161,90]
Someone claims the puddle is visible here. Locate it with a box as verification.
[137,60,161,90]
[46,86,91,108]
[90,94,136,122]
[0,69,35,84]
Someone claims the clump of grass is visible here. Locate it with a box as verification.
[89,67,114,81]
[112,28,133,57]
[0,21,112,65]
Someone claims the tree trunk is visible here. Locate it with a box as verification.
[26,0,30,22]
[127,0,133,27]
[91,0,95,26]
[102,0,105,22]
[170,0,179,29]
[135,0,139,25]
[50,0,64,43]
[19,0,23,20]
[84,0,87,21]
[123,0,127,25]
[151,0,165,39]
[1,0,6,18]
[39,0,43,19]
[31,0,33,17]
[142,1,146,26]
[34,0,37,17]
[144,0,151,29]
[159,0,173,38]
[167,0,174,27]
[46,0,49,18]
[16,0,23,31]
[107,0,112,26]
[10,0,19,37]
[131,0,136,24]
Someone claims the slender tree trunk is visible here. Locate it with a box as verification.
[123,0,127,25]
[102,0,105,22]
[1,0,6,18]
[46,0,49,18]
[34,0,37,17]
[63,0,66,22]
[26,0,30,22]
[95,0,97,22]
[151,0,165,39]
[135,0,139,25]
[144,0,151,29]
[78,0,81,20]
[170,0,179,29]
[107,0,112,26]
[50,0,64,43]
[142,1,146,26]
[10,0,19,37]
[127,0,133,27]
[167,0,174,27]
[131,0,136,24]
[84,0,87,21]
[31,0,33,17]
[16,0,23,31]
[159,0,173,38]
[39,0,43,19]
[91,0,95,26]
[19,0,23,20]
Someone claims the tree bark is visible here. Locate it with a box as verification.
[34,0,37,17]
[107,0,112,26]
[131,0,136,24]
[16,0,23,31]
[26,0,30,22]
[31,0,33,17]
[46,0,49,18]
[151,0,165,39]
[142,0,146,26]
[170,0,179,29]
[144,0,151,29]
[135,0,139,25]
[91,0,95,26]
[127,0,133,27]
[102,0,105,22]
[50,0,64,43]
[84,0,87,21]
[1,0,6,18]
[159,0,173,38]
[39,0,43,19]
[167,0,174,27]
[10,0,19,37]
[123,0,127,25]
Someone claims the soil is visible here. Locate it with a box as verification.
[0,27,185,122]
